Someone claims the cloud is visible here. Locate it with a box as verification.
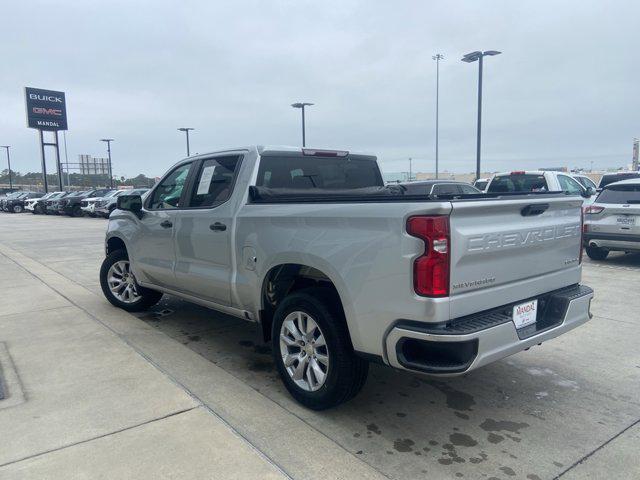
[1,0,638,177]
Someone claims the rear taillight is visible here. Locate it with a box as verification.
[406,216,450,297]
[584,205,604,214]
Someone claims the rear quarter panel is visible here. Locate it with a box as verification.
[234,201,451,356]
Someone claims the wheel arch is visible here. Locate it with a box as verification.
[105,235,128,257]
[258,261,354,345]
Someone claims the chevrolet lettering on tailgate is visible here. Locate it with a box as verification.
[467,224,581,252]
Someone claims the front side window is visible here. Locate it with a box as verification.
[460,184,481,194]
[557,175,584,194]
[148,162,192,210]
[575,176,596,189]
[188,156,240,208]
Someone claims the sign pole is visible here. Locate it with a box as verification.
[38,130,49,193]
[54,131,63,191]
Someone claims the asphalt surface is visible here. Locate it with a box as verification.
[0,212,638,480]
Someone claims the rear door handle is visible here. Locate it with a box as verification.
[209,222,227,232]
[160,220,173,228]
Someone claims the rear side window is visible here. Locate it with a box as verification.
[488,174,548,193]
[188,156,241,208]
[432,184,461,195]
[596,184,640,204]
[256,155,383,189]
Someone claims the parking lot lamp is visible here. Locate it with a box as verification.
[0,146,12,191]
[432,54,444,179]
[461,50,501,180]
[100,139,114,188]
[177,127,194,157]
[291,102,314,147]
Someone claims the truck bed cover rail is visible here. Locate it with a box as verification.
[248,185,568,204]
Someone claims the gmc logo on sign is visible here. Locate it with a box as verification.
[32,107,63,116]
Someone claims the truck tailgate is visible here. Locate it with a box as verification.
[448,195,583,318]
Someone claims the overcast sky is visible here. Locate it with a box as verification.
[2,0,639,178]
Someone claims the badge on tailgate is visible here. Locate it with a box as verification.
[513,299,538,329]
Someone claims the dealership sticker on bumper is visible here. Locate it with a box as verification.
[513,299,538,329]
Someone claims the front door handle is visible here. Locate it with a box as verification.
[160,220,173,228]
[209,222,227,232]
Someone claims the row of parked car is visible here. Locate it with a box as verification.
[0,188,149,217]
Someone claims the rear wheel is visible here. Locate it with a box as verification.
[272,288,368,410]
[100,249,163,312]
[71,205,83,217]
[585,246,608,261]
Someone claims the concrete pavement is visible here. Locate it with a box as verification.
[0,213,639,479]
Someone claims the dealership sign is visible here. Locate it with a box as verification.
[25,87,68,130]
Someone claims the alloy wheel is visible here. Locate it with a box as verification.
[107,260,142,304]
[279,311,330,392]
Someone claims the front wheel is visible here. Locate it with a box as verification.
[272,288,368,410]
[71,205,83,217]
[12,204,23,213]
[100,249,163,312]
[585,246,608,261]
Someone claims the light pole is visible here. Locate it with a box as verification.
[432,53,444,179]
[409,157,412,181]
[0,146,12,191]
[291,102,314,147]
[100,139,114,188]
[461,50,501,180]
[178,127,194,156]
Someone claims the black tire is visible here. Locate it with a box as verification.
[271,287,369,410]
[585,246,608,261]
[99,249,163,312]
[107,205,116,218]
[12,204,23,213]
[71,205,83,217]
[34,204,42,214]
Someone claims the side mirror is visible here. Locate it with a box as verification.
[582,186,596,198]
[117,194,143,218]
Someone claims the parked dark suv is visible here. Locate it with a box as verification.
[44,192,71,214]
[57,189,111,217]
[2,192,44,213]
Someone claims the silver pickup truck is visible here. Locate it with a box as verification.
[101,146,593,409]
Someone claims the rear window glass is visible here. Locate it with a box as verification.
[596,184,640,204]
[487,174,548,193]
[599,173,640,188]
[256,155,383,189]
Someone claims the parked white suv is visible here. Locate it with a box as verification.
[487,171,596,204]
[583,178,640,260]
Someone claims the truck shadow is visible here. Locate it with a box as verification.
[133,292,636,480]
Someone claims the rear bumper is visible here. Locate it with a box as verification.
[384,284,593,376]
[584,232,640,251]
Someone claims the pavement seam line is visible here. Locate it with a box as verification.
[0,246,295,480]
[0,407,198,469]
[554,416,640,479]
